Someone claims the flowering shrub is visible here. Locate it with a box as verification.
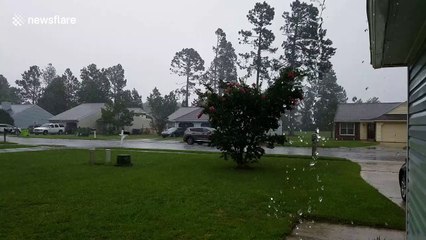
[199,67,303,167]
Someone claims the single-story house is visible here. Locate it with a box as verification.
[0,102,53,128]
[367,0,426,236]
[334,102,407,143]
[126,108,154,134]
[167,107,210,129]
[50,103,153,133]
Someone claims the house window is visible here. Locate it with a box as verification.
[340,123,355,136]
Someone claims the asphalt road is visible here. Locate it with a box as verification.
[7,136,406,162]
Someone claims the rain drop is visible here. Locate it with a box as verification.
[319,196,323,203]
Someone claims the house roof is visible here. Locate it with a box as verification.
[0,104,33,116]
[334,102,402,122]
[371,114,407,121]
[367,0,426,68]
[168,107,199,121]
[128,108,146,114]
[168,107,209,122]
[50,103,105,121]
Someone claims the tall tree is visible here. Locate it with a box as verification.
[130,88,143,108]
[104,64,126,102]
[41,63,57,86]
[38,76,68,115]
[15,65,43,104]
[313,70,347,130]
[0,75,11,102]
[147,88,178,134]
[170,48,205,107]
[62,68,81,108]
[0,109,14,125]
[101,95,134,133]
[281,0,319,71]
[203,28,238,94]
[281,0,320,133]
[78,64,110,103]
[239,1,277,87]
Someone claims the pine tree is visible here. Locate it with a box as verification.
[78,64,111,103]
[239,1,277,87]
[62,68,81,108]
[203,28,238,94]
[15,65,43,104]
[170,48,205,107]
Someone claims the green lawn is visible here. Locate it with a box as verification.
[0,150,404,239]
[17,134,182,141]
[0,142,34,149]
[285,131,379,148]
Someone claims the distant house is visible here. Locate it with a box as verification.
[334,102,407,143]
[0,102,53,128]
[167,107,210,129]
[50,103,153,133]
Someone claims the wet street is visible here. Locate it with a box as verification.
[7,136,406,162]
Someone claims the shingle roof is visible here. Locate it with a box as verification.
[167,107,209,122]
[168,107,200,121]
[0,104,33,116]
[174,107,209,122]
[334,103,402,122]
[371,114,407,121]
[50,103,105,121]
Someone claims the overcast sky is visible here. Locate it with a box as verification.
[0,0,407,103]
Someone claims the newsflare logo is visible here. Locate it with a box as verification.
[12,14,77,27]
[12,14,25,26]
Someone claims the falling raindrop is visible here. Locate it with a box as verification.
[319,196,323,203]
[270,197,273,201]
[321,185,325,191]
[297,209,303,216]
[286,177,290,181]
[316,175,322,183]
[307,206,312,213]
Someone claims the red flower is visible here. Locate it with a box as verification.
[209,106,216,113]
[288,71,296,79]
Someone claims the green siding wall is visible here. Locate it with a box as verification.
[408,45,426,238]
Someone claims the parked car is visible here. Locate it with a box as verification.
[33,123,65,135]
[399,161,407,202]
[0,123,21,134]
[183,127,215,145]
[161,127,185,138]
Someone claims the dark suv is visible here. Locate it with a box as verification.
[183,127,215,145]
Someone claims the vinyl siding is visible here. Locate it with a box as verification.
[407,46,426,238]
